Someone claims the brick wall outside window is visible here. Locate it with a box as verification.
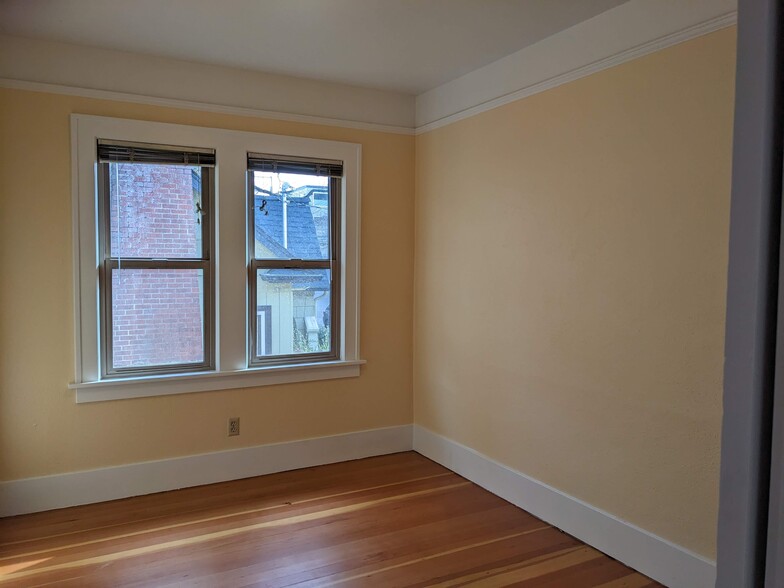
[108,163,205,368]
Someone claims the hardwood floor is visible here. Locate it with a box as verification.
[0,452,661,587]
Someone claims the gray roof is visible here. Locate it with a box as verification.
[254,192,324,259]
[254,190,329,290]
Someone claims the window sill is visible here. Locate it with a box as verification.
[69,360,366,403]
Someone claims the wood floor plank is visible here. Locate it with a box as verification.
[146,503,545,588]
[0,473,460,562]
[323,533,583,588]
[2,481,472,579]
[0,453,445,546]
[0,452,661,587]
[61,483,511,587]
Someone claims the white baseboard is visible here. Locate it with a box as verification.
[0,425,413,517]
[413,425,716,588]
[0,423,716,588]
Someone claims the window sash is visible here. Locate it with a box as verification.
[247,152,342,177]
[97,162,216,378]
[98,139,216,167]
[247,173,341,365]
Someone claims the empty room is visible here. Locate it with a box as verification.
[1,0,783,586]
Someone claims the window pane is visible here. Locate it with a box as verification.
[112,269,205,369]
[252,171,329,260]
[109,162,204,258]
[255,268,331,357]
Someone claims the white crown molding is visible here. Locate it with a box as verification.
[0,425,413,517]
[416,1,737,133]
[0,0,737,135]
[0,78,416,135]
[0,2,737,135]
[413,425,716,588]
[0,33,416,133]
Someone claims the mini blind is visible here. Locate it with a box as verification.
[98,140,216,167]
[247,152,343,177]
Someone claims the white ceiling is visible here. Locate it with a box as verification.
[0,0,629,94]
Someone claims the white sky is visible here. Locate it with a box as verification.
[253,171,328,194]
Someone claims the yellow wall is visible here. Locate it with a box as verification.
[0,26,736,561]
[414,28,735,559]
[0,90,414,480]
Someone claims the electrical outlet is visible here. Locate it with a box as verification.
[228,417,240,436]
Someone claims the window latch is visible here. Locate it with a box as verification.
[283,259,304,269]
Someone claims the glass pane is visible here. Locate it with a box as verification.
[255,268,331,357]
[109,162,204,258]
[111,269,205,369]
[252,171,329,260]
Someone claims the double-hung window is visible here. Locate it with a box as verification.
[71,115,362,402]
[247,154,341,365]
[96,141,215,377]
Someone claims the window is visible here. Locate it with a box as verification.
[97,141,215,377]
[71,115,362,402]
[247,154,341,365]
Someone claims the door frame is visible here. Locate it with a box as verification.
[716,0,784,586]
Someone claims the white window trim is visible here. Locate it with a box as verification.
[69,114,363,403]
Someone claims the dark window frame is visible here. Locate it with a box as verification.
[246,159,341,367]
[96,143,216,379]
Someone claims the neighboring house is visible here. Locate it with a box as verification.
[254,187,331,356]
[288,184,329,251]
[109,163,205,368]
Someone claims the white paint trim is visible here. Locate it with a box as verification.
[70,114,363,401]
[71,360,366,404]
[416,3,737,132]
[70,114,83,384]
[413,425,717,588]
[1,3,736,137]
[0,425,413,517]
[0,423,716,588]
[0,78,415,135]
[0,32,415,131]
